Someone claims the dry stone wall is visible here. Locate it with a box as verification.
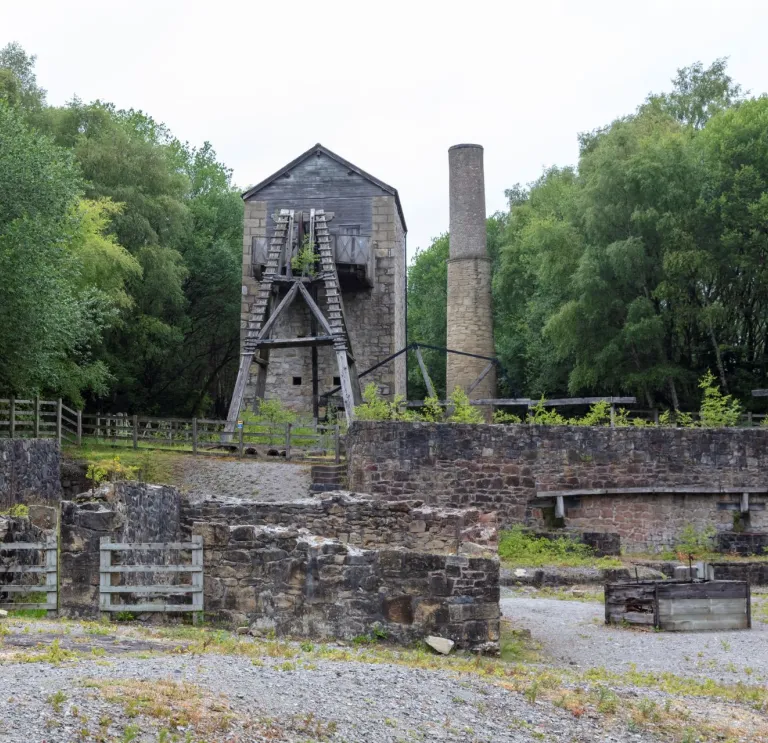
[193,522,499,650]
[0,439,62,509]
[346,422,768,552]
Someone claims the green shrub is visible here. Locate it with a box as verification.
[498,526,621,567]
[527,398,567,425]
[698,369,742,427]
[674,524,716,559]
[446,387,484,423]
[0,504,29,517]
[493,410,522,425]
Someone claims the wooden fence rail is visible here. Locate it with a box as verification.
[0,535,58,617]
[0,398,343,462]
[99,536,203,623]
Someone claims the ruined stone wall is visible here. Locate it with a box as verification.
[193,523,499,650]
[59,482,182,618]
[0,439,62,509]
[346,422,768,552]
[182,492,495,555]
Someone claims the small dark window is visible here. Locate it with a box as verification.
[292,377,302,386]
[333,376,341,386]
[340,225,360,236]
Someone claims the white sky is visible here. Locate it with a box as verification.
[4,0,768,259]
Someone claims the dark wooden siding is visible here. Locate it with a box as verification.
[246,152,388,238]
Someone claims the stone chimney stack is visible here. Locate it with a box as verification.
[446,144,496,399]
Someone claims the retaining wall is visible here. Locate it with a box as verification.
[193,522,499,650]
[0,439,62,509]
[346,422,768,552]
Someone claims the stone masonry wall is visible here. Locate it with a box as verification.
[193,523,499,650]
[346,422,768,553]
[0,439,62,510]
[182,492,496,555]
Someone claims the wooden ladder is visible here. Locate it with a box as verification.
[225,210,293,433]
[314,209,362,414]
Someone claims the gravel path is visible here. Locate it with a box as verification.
[0,621,659,743]
[501,592,768,685]
[171,458,311,501]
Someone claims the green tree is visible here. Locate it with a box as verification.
[0,102,109,402]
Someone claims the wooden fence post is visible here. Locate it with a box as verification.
[334,424,341,464]
[285,422,292,460]
[9,397,14,439]
[99,536,111,621]
[192,534,204,626]
[238,424,244,458]
[45,535,58,618]
[610,403,615,428]
[56,399,62,445]
[132,415,138,450]
[192,418,198,455]
[76,409,83,446]
[653,409,659,426]
[747,411,753,427]
[34,395,40,438]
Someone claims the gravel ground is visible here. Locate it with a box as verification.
[501,591,768,685]
[0,620,659,743]
[1,596,767,742]
[170,458,311,501]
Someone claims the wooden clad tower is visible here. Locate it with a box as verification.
[231,144,407,423]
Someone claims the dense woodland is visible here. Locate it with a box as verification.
[0,43,243,416]
[409,59,768,410]
[2,45,767,416]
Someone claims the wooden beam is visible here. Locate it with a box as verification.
[249,336,335,349]
[413,346,436,399]
[752,389,768,397]
[554,495,565,519]
[467,361,495,396]
[537,486,768,498]
[297,282,333,335]
[251,282,299,342]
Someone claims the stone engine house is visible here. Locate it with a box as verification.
[240,144,407,416]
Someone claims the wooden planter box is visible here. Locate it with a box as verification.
[605,580,751,631]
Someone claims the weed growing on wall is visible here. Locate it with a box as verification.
[290,236,318,277]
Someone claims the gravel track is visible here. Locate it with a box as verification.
[501,592,768,685]
[0,624,658,743]
[170,458,311,502]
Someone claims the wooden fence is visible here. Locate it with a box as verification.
[0,535,58,617]
[0,398,343,462]
[99,536,203,623]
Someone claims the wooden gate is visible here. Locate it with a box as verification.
[0,535,58,617]
[99,536,203,623]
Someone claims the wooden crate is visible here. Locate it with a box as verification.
[605,580,750,631]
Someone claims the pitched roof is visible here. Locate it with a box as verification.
[241,143,407,232]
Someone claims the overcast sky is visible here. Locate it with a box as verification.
[5,0,768,258]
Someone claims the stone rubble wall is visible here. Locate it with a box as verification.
[182,491,497,555]
[59,482,182,618]
[192,522,499,650]
[0,439,62,509]
[346,422,768,552]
